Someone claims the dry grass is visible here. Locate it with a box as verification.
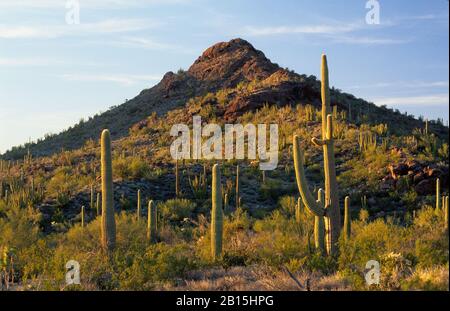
[157,265,351,291]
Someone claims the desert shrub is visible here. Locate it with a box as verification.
[113,156,150,180]
[46,167,77,206]
[401,265,449,290]
[118,243,199,290]
[260,179,283,200]
[158,199,196,223]
[278,196,296,217]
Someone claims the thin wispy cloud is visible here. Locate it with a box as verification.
[101,36,198,54]
[0,19,160,39]
[60,73,162,86]
[0,57,61,66]
[374,94,449,107]
[0,0,193,9]
[242,23,360,36]
[331,35,410,45]
[240,20,408,45]
[347,80,449,90]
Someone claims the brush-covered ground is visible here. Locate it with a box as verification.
[0,92,449,291]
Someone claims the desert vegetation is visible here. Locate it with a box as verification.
[0,47,448,291]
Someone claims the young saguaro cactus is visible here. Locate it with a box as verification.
[147,200,157,243]
[235,165,240,209]
[175,159,180,197]
[211,164,223,260]
[293,54,341,256]
[436,178,440,211]
[90,184,95,210]
[81,206,85,228]
[96,193,100,216]
[344,196,351,240]
[314,189,325,252]
[137,189,141,221]
[444,196,448,231]
[101,129,116,252]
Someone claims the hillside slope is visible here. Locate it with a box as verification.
[2,38,447,159]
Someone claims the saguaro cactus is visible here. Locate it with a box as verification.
[293,54,341,256]
[137,189,141,221]
[314,189,325,252]
[96,193,100,216]
[81,206,85,228]
[211,164,223,260]
[175,159,180,197]
[444,196,448,231]
[101,129,116,252]
[90,184,94,210]
[147,200,157,243]
[296,197,302,224]
[436,178,440,211]
[224,193,228,212]
[344,196,351,240]
[235,165,240,208]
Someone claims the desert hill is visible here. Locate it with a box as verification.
[2,38,447,159]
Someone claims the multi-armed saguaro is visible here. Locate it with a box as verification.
[293,54,341,256]
[101,129,116,252]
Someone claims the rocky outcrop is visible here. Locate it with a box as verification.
[380,159,449,195]
[188,38,279,90]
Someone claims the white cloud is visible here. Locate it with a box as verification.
[60,73,162,85]
[0,57,60,66]
[374,94,449,107]
[240,21,407,45]
[113,37,176,50]
[0,0,192,9]
[243,23,360,36]
[331,35,409,45]
[0,19,160,39]
[347,81,449,90]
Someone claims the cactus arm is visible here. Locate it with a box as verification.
[321,54,331,138]
[314,189,325,252]
[311,137,325,147]
[293,135,324,216]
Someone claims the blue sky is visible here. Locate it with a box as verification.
[0,0,448,153]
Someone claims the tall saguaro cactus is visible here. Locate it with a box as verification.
[101,129,116,252]
[147,200,157,243]
[344,196,351,240]
[81,206,85,228]
[293,54,341,256]
[211,164,223,260]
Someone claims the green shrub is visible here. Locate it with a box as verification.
[158,199,196,223]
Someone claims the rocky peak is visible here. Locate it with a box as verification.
[187,38,280,89]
